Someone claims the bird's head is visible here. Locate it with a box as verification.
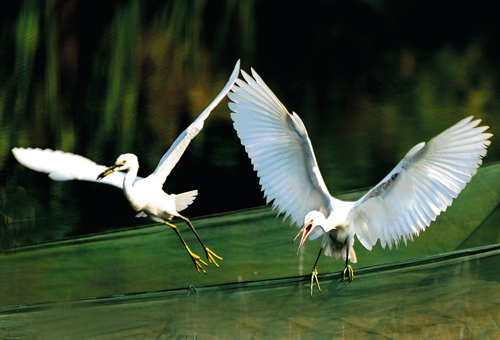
[293,211,326,254]
[97,153,138,180]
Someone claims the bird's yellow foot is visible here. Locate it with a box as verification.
[310,266,321,297]
[188,249,209,274]
[343,264,354,282]
[205,247,223,267]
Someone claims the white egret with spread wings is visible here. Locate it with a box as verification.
[228,67,492,296]
[12,60,240,274]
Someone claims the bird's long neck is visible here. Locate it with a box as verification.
[123,164,139,200]
[328,199,355,225]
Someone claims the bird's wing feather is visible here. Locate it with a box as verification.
[11,148,134,189]
[229,69,331,226]
[148,60,240,185]
[349,116,492,250]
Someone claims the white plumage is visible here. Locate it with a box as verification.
[12,60,241,274]
[228,67,492,295]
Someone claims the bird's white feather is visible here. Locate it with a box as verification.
[11,148,133,189]
[350,116,492,250]
[229,69,331,227]
[173,190,198,212]
[149,60,241,185]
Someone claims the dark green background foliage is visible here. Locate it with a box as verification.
[1,0,499,247]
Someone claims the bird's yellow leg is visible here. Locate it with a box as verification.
[343,265,354,282]
[178,215,223,267]
[311,266,321,297]
[309,247,323,297]
[343,248,354,282]
[165,222,208,274]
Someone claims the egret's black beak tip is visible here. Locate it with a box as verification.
[294,221,313,255]
[293,224,306,244]
[97,164,122,180]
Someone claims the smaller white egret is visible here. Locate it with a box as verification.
[228,68,492,296]
[12,60,240,274]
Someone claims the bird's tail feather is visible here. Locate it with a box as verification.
[174,190,198,212]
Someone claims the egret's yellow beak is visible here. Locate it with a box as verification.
[97,163,123,180]
[293,220,314,255]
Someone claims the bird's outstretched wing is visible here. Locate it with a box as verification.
[350,116,492,250]
[11,148,135,189]
[228,69,331,226]
[149,60,241,185]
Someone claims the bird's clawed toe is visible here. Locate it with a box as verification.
[310,266,321,297]
[205,247,223,268]
[189,251,209,274]
[343,264,354,282]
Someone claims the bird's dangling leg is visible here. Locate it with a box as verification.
[165,221,208,274]
[343,247,354,282]
[178,215,223,267]
[309,247,323,298]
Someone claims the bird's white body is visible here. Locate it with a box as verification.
[130,181,178,220]
[12,60,241,273]
[301,199,356,262]
[228,67,492,290]
[106,153,194,222]
[319,200,357,262]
